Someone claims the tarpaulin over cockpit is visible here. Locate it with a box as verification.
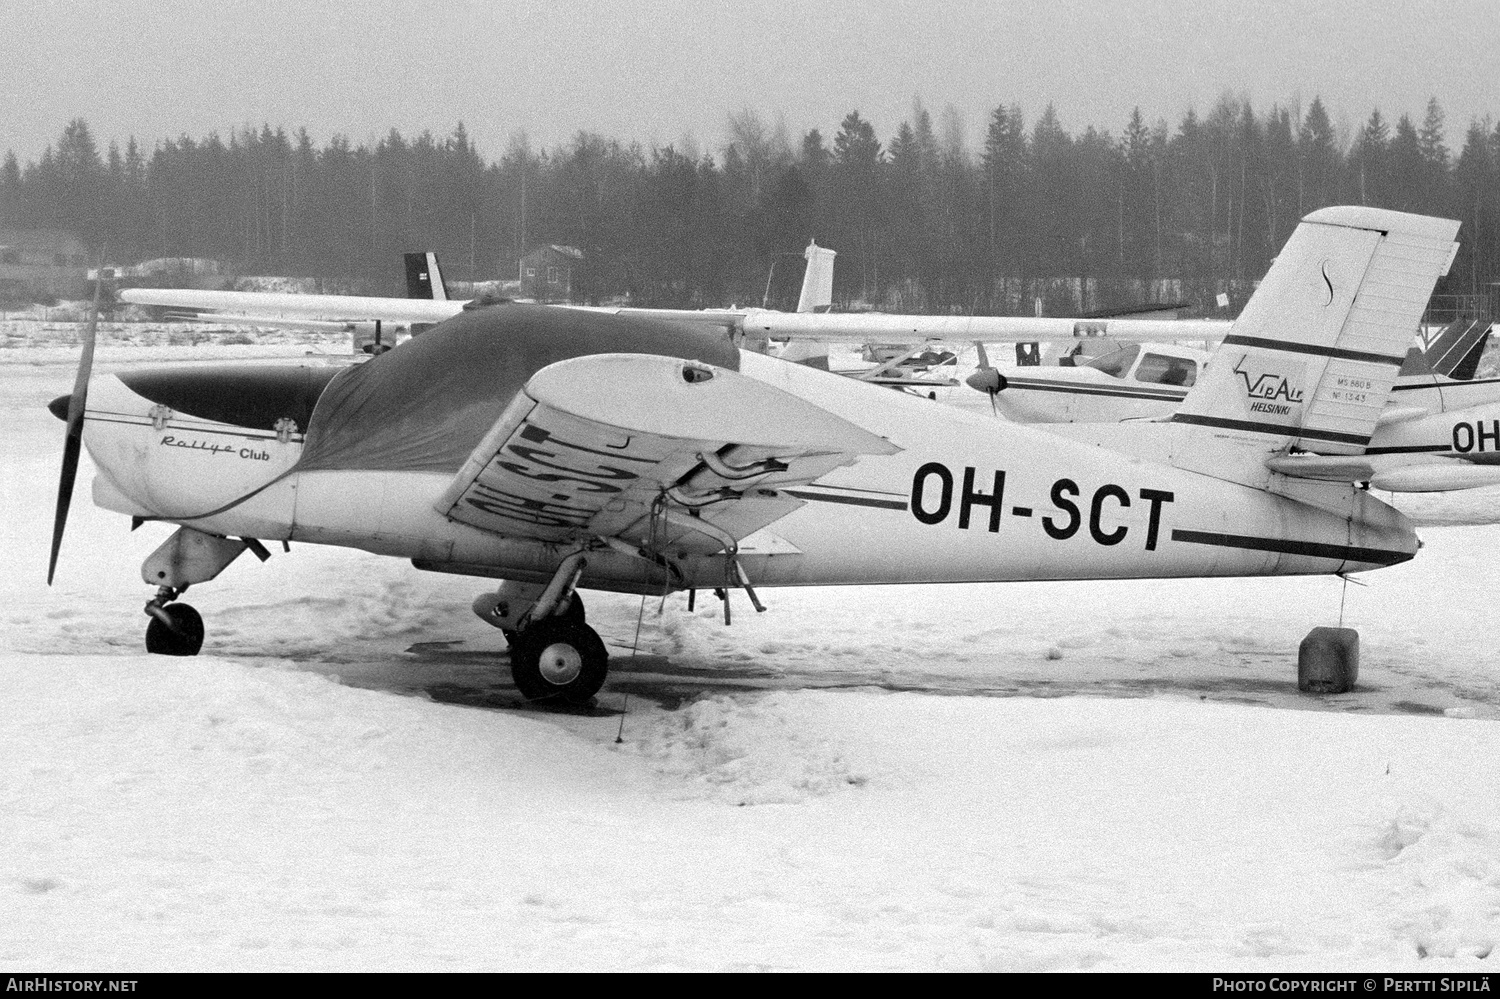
[294,304,741,475]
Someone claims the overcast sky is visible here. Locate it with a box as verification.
[4,0,1498,164]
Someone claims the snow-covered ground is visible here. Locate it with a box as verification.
[4,322,1500,971]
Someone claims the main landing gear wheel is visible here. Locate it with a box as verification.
[509,618,608,705]
[145,603,204,656]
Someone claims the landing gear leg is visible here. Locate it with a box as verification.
[503,594,583,648]
[144,585,204,656]
[477,555,610,704]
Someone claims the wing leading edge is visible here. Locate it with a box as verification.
[434,353,900,558]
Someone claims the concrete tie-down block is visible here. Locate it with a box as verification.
[1298,626,1359,694]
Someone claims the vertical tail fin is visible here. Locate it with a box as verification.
[1444,326,1490,380]
[1424,317,1491,379]
[1170,207,1459,481]
[404,252,450,301]
[796,240,836,313]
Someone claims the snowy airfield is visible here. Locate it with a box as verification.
[4,320,1500,971]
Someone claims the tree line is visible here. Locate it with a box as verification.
[2,95,1498,315]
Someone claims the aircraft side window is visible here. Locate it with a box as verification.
[1135,353,1197,387]
[1083,344,1139,378]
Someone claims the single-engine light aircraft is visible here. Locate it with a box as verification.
[118,241,842,344]
[50,207,1458,703]
[957,316,1492,425]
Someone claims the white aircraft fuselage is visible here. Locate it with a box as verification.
[81,334,1416,596]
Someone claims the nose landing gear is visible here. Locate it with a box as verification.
[138,527,265,657]
[144,586,204,656]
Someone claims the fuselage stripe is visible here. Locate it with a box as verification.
[784,489,909,511]
[1392,377,1500,392]
[1003,380,1186,401]
[1362,444,1454,455]
[1221,334,1405,367]
[83,413,301,442]
[1167,413,1371,445]
[1169,528,1410,566]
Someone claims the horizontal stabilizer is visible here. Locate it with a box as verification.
[1370,463,1500,492]
[1265,452,1500,492]
[1265,454,1379,482]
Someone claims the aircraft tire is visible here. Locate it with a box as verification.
[145,603,205,656]
[510,619,608,704]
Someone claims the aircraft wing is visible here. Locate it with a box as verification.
[433,353,900,556]
[118,288,464,325]
[563,305,743,330]
[736,311,1230,344]
[119,288,1231,347]
[174,311,378,333]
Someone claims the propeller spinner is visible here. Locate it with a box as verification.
[965,341,1007,413]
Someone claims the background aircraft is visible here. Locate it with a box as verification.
[119,241,842,345]
[121,238,1244,360]
[49,206,1457,706]
[959,317,1493,424]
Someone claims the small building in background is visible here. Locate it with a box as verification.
[518,245,583,302]
[0,228,89,302]
[117,257,232,291]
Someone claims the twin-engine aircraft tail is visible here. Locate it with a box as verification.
[403,251,450,301]
[1169,207,1459,484]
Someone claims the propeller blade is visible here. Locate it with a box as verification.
[974,340,990,369]
[48,267,103,585]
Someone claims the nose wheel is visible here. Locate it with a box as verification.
[145,602,204,656]
[144,587,204,656]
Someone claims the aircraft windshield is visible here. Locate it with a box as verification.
[1134,352,1197,387]
[1082,344,1140,378]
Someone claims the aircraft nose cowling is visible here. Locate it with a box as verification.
[48,394,71,421]
[965,369,1007,394]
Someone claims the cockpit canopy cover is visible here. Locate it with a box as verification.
[295,304,740,475]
